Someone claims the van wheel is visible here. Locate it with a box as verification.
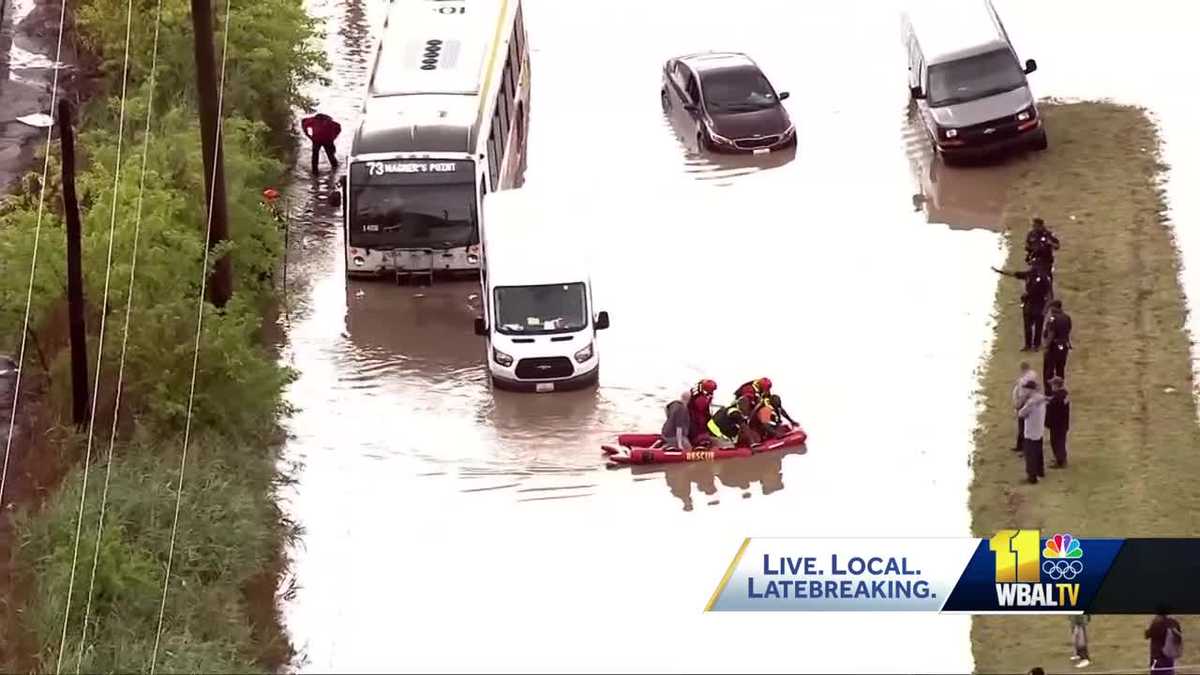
[1032,130,1049,152]
[696,130,709,153]
[661,89,670,113]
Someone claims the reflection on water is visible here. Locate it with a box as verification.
[662,108,797,186]
[900,103,1021,231]
[623,446,808,511]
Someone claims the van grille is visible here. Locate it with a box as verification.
[514,357,574,380]
[957,115,1027,144]
[734,135,779,149]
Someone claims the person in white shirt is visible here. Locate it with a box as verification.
[1018,380,1048,484]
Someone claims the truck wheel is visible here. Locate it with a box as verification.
[1032,130,1049,152]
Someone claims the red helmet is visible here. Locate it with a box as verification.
[756,377,773,391]
[698,379,717,394]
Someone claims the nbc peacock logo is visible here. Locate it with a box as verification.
[1041,533,1084,581]
[990,530,1082,608]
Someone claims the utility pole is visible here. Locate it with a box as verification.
[190,0,232,307]
[58,100,90,427]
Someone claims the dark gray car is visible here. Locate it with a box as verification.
[661,52,796,154]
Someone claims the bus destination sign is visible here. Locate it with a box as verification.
[364,159,466,176]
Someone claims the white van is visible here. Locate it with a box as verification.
[473,189,610,392]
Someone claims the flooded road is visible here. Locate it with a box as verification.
[276,0,1199,671]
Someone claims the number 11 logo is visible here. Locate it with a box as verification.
[989,529,1040,583]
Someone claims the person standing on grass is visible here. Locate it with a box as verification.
[1017,380,1047,484]
[1026,217,1061,267]
[1012,362,1038,454]
[1043,299,1073,390]
[993,264,1054,351]
[1070,613,1091,668]
[1046,376,1071,469]
[1147,607,1183,675]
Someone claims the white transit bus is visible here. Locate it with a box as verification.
[339,0,530,280]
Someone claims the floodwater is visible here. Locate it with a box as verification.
[275,0,1198,672]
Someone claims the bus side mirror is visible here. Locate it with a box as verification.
[595,311,610,330]
[1023,58,1038,74]
[474,317,487,336]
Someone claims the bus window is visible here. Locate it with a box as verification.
[506,39,518,91]
[515,6,525,58]
[494,95,508,155]
[487,131,500,189]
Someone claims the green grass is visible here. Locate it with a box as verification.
[11,426,297,673]
[969,103,1200,672]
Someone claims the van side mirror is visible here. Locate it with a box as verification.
[474,317,487,336]
[595,311,610,330]
[909,85,925,100]
[778,91,790,101]
[1024,58,1037,74]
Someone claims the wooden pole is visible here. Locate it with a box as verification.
[58,100,89,427]
[190,0,232,307]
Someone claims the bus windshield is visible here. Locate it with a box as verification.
[494,283,588,335]
[349,183,477,249]
[347,158,478,250]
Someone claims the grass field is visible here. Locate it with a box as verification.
[968,103,1200,673]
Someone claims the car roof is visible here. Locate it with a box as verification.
[676,51,759,73]
[482,190,592,288]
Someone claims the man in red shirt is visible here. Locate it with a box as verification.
[301,112,341,173]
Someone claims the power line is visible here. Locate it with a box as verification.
[52,0,140,666]
[149,0,235,667]
[74,0,167,668]
[0,0,71,517]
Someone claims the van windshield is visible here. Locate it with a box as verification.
[494,283,588,335]
[926,49,1027,107]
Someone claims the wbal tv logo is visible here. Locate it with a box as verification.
[990,530,1082,608]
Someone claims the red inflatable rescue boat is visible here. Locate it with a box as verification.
[602,426,807,466]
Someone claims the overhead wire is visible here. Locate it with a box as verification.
[73,0,168,668]
[52,0,141,666]
[149,0,237,668]
[0,0,72,519]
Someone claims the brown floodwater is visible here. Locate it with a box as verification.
[274,0,1200,671]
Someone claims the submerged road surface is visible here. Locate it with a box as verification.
[275,0,1200,671]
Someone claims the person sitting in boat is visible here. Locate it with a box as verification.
[688,379,718,444]
[660,390,692,450]
[706,395,756,448]
[752,394,799,440]
[734,377,772,405]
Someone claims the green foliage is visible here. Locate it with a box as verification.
[0,0,324,668]
[15,431,290,673]
[76,0,329,133]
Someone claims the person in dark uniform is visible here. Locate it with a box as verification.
[993,264,1054,351]
[1043,299,1073,390]
[1025,217,1060,265]
[1045,376,1070,468]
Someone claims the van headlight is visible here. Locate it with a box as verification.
[573,342,594,363]
[1016,107,1036,122]
[944,128,958,138]
[492,348,513,367]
